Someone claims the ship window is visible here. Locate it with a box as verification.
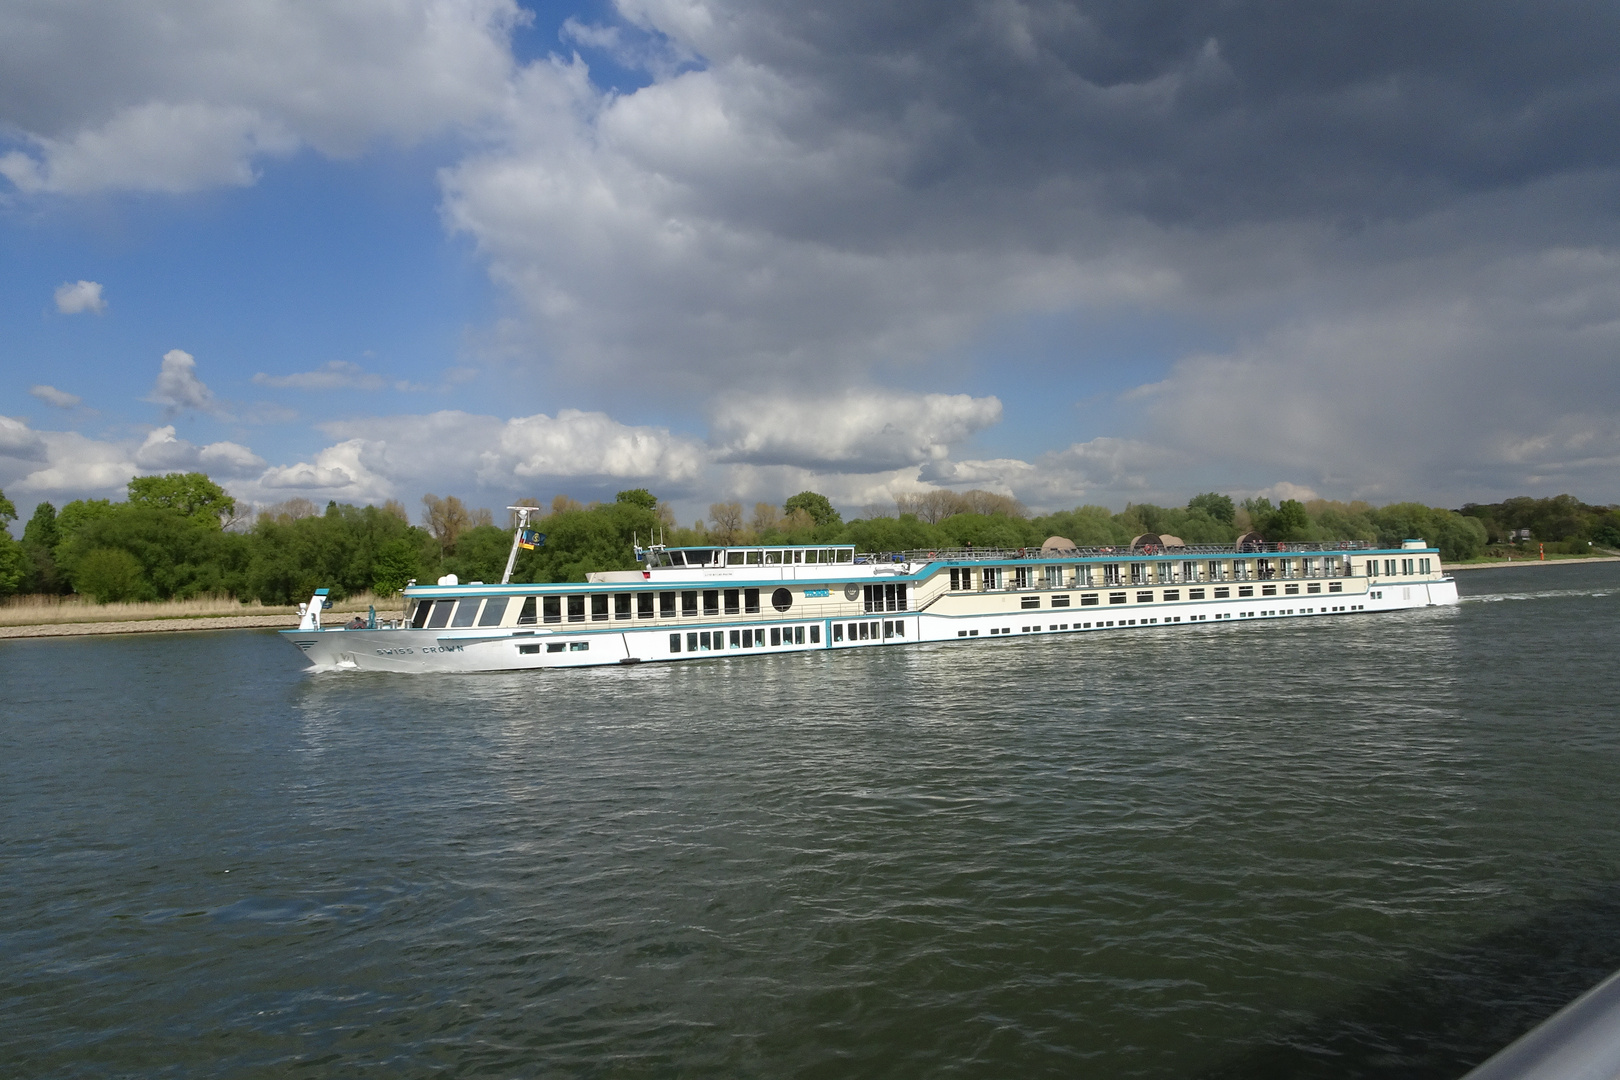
[836,549,854,563]
[591,595,609,621]
[452,600,481,628]
[858,623,869,640]
[546,642,565,653]
[834,623,844,642]
[771,588,792,612]
[724,589,740,614]
[1420,558,1432,573]
[754,629,765,646]
[703,590,720,615]
[1329,582,1342,592]
[727,551,745,565]
[744,588,760,614]
[795,626,805,644]
[518,643,539,655]
[1163,590,1180,602]
[479,597,509,627]
[638,593,654,618]
[1014,567,1031,590]
[670,633,682,652]
[950,568,966,590]
[1103,564,1121,585]
[764,550,783,565]
[810,625,821,643]
[570,642,589,652]
[1239,586,1254,597]
[1109,592,1127,604]
[791,550,804,564]
[1130,563,1146,585]
[567,595,586,622]
[410,600,433,628]
[1402,559,1414,575]
[1188,588,1205,600]
[681,591,698,616]
[771,627,781,646]
[1021,596,1039,609]
[1307,583,1320,594]
[660,592,677,617]
[1213,587,1230,599]
[1262,585,1277,596]
[745,551,762,565]
[541,596,559,623]
[1285,584,1299,595]
[699,631,710,651]
[1080,594,1099,606]
[730,630,741,647]
[427,599,456,629]
[1051,595,1070,607]
[983,567,1002,589]
[520,597,538,625]
[615,594,632,619]
[668,552,685,566]
[1136,591,1152,603]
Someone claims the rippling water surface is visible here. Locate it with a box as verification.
[5,563,1620,1078]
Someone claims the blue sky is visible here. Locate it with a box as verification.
[4,0,1619,527]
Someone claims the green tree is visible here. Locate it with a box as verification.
[371,537,423,596]
[514,500,659,583]
[1267,499,1310,540]
[442,524,514,583]
[0,487,21,596]
[784,491,842,527]
[75,547,147,602]
[59,504,248,600]
[615,488,658,511]
[20,501,64,593]
[127,472,236,529]
[1187,492,1235,525]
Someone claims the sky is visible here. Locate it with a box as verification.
[3,0,1619,527]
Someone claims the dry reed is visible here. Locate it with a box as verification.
[0,591,401,627]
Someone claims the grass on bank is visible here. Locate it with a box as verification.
[0,592,400,627]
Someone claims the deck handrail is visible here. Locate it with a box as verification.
[848,540,1378,564]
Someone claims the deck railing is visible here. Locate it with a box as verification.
[850,540,1378,564]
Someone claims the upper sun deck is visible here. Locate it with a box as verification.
[640,544,857,569]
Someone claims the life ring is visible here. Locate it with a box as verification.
[1017,548,1026,558]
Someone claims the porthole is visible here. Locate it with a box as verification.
[772,587,793,612]
[844,583,861,601]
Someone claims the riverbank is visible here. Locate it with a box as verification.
[1445,555,1620,571]
[0,615,297,639]
[0,592,391,640]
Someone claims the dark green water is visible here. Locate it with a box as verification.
[4,563,1619,1079]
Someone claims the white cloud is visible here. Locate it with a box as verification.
[253,360,421,391]
[0,0,524,194]
[29,385,81,409]
[146,349,227,416]
[711,391,1002,471]
[259,440,384,499]
[500,409,704,481]
[0,415,49,461]
[134,425,265,476]
[52,280,106,314]
[8,430,136,496]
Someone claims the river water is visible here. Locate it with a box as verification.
[4,563,1619,1079]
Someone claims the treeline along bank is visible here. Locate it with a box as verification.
[0,473,1615,605]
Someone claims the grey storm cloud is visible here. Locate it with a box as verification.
[668,0,1620,229]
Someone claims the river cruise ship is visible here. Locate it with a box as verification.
[282,527,1458,672]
